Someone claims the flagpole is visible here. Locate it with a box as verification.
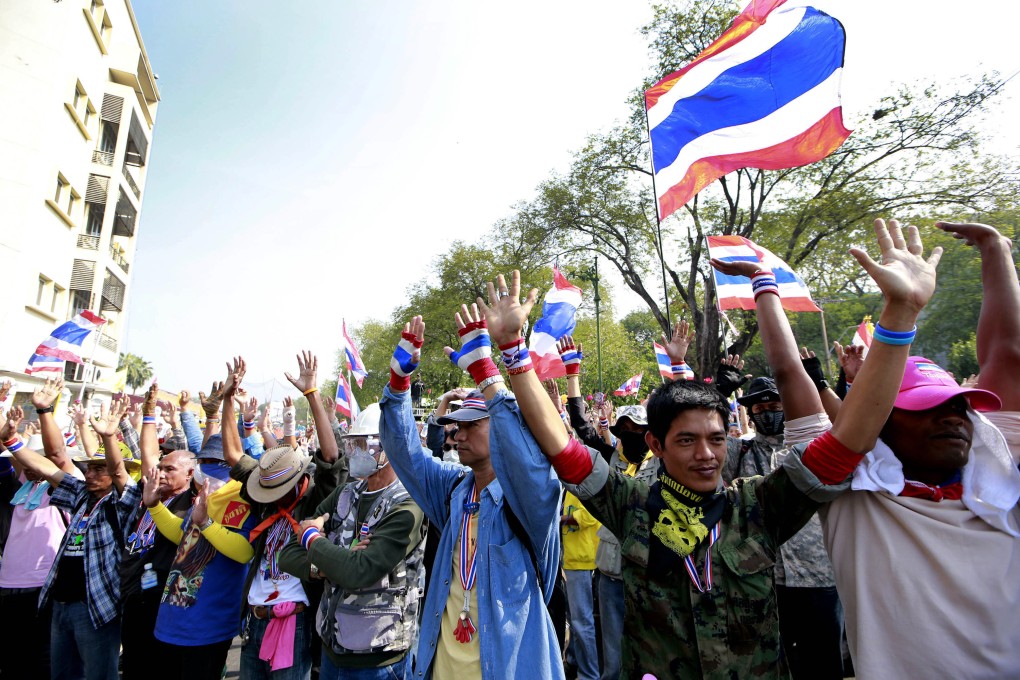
[644,105,672,327]
[818,305,833,378]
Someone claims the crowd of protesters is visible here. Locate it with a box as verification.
[0,218,1017,680]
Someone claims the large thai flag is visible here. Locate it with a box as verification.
[342,320,368,388]
[708,235,820,312]
[26,311,106,375]
[334,372,353,419]
[653,343,673,379]
[645,0,850,220]
[613,373,644,397]
[528,268,583,381]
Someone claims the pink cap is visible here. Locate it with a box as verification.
[894,357,1000,412]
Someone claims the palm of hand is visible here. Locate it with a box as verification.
[32,387,58,409]
[873,249,937,312]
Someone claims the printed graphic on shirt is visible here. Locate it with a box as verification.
[162,523,216,608]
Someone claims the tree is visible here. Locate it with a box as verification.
[117,352,153,394]
[535,0,1017,377]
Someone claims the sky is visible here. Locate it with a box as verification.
[127,0,1019,399]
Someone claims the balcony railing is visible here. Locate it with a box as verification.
[77,234,100,250]
[98,334,117,353]
[109,243,129,274]
[92,149,114,166]
[122,164,141,199]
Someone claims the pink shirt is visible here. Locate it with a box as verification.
[0,474,76,589]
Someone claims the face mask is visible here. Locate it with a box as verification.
[193,461,231,492]
[750,410,785,437]
[618,431,650,463]
[347,437,385,479]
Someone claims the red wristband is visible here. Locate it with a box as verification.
[801,430,865,485]
[551,438,594,485]
[390,371,411,392]
[467,358,501,386]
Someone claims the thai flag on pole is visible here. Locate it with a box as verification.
[334,372,353,420]
[645,0,850,220]
[653,343,673,379]
[529,268,583,381]
[342,320,368,388]
[26,311,106,375]
[851,315,874,357]
[613,373,643,397]
[708,235,821,312]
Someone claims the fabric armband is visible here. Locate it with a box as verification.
[801,430,865,485]
[551,438,595,485]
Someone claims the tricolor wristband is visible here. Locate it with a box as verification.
[872,323,917,346]
[301,527,322,551]
[142,416,157,425]
[499,339,532,372]
[6,439,24,453]
[243,421,256,430]
[751,271,779,300]
[599,417,609,429]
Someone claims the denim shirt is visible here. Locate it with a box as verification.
[379,386,564,680]
[179,410,203,453]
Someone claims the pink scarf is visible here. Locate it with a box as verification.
[258,601,297,671]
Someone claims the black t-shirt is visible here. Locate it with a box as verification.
[120,488,195,598]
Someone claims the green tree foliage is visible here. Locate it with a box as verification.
[117,352,153,394]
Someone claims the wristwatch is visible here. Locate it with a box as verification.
[35,406,54,414]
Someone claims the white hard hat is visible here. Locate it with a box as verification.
[344,403,381,437]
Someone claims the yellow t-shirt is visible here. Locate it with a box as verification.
[433,513,481,680]
[562,491,601,571]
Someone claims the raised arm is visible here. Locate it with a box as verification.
[1,405,65,486]
[139,385,161,479]
[937,221,1020,410]
[69,402,98,455]
[281,397,297,449]
[220,357,247,467]
[199,381,225,448]
[32,377,74,473]
[285,351,337,462]
[800,346,842,421]
[659,318,696,381]
[0,406,26,478]
[827,219,941,453]
[91,396,132,492]
[708,259,823,423]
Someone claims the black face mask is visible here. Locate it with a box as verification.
[750,410,785,437]
[442,443,455,452]
[618,431,650,463]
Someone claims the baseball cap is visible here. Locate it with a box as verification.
[736,377,781,407]
[610,405,648,436]
[894,357,1000,412]
[436,391,489,424]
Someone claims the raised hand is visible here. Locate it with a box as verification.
[477,271,539,347]
[715,354,751,398]
[833,341,865,383]
[178,390,191,411]
[162,402,181,428]
[709,258,764,279]
[242,397,258,423]
[936,221,1011,251]
[126,400,142,431]
[199,381,225,418]
[232,387,249,410]
[258,405,273,432]
[284,351,317,394]
[191,480,211,526]
[222,356,247,400]
[143,383,158,417]
[32,376,64,410]
[141,465,161,508]
[542,379,563,411]
[283,396,293,409]
[960,374,980,388]
[391,316,425,391]
[1,405,24,441]
[0,380,12,402]
[850,219,942,314]
[557,335,582,376]
[69,402,89,427]
[443,303,500,386]
[660,318,696,364]
[23,422,39,437]
[321,395,338,423]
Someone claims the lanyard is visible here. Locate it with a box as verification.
[454,481,480,643]
[683,523,721,593]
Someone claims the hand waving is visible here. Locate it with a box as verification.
[850,219,941,314]
[391,316,425,391]
[284,351,317,394]
[477,271,539,347]
[32,376,64,410]
[222,357,247,400]
[833,341,865,383]
[660,318,696,364]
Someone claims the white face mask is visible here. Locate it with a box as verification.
[345,437,385,479]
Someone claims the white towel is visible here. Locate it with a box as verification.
[852,411,1020,536]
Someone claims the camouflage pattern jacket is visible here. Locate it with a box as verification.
[569,444,818,680]
[723,435,835,588]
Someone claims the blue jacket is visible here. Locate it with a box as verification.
[379,386,564,680]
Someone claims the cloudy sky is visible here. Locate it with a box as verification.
[127,0,1018,398]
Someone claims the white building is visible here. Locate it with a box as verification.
[0,0,159,411]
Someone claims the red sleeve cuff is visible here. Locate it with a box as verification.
[550,438,594,485]
[801,430,865,485]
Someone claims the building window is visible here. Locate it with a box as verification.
[48,173,80,227]
[36,276,50,307]
[67,80,96,139]
[84,0,112,54]
[70,290,91,317]
[85,201,104,236]
[52,284,66,314]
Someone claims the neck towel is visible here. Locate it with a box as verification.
[646,470,727,580]
[258,601,297,671]
[851,411,1020,536]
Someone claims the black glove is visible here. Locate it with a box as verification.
[715,363,749,399]
[801,355,829,392]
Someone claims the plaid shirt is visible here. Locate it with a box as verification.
[41,476,142,628]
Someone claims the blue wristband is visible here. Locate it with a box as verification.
[872,323,917,346]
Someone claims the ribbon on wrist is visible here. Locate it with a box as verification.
[5,439,24,453]
[499,339,532,373]
[390,331,424,391]
[301,527,322,551]
[751,270,779,301]
[142,416,157,425]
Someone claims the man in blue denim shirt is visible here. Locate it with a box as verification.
[379,297,563,680]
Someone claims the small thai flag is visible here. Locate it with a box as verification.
[653,343,673,379]
[342,320,369,388]
[613,373,644,397]
[334,373,353,420]
[26,311,106,375]
[708,235,820,312]
[529,268,583,381]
